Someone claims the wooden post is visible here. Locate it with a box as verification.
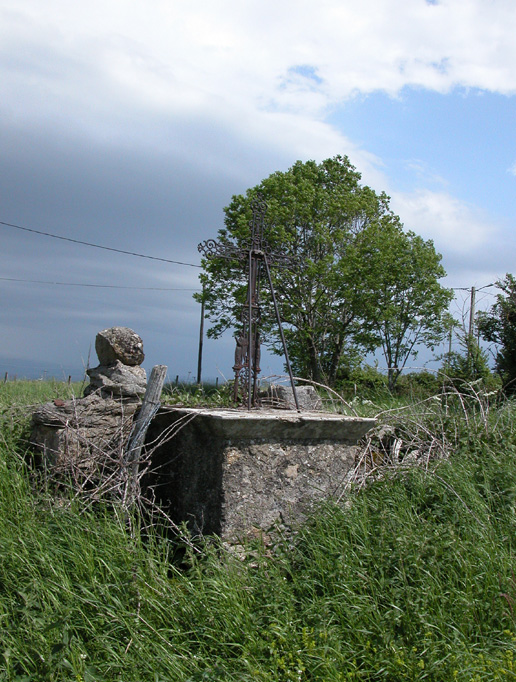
[468,286,476,339]
[3,372,7,384]
[123,364,167,510]
[467,286,476,371]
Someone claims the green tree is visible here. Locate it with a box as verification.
[440,334,493,387]
[355,221,454,391]
[477,273,516,393]
[198,156,451,388]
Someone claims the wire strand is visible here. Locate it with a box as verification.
[0,219,202,268]
[0,276,200,291]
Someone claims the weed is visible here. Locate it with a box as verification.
[0,380,516,680]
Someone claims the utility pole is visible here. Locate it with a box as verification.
[196,286,205,385]
[468,286,476,339]
[467,285,476,371]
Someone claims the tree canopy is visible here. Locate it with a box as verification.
[198,156,452,388]
[478,273,516,393]
[353,221,453,390]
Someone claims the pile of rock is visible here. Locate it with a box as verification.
[84,327,147,398]
[31,327,147,477]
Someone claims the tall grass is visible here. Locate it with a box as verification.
[1,381,516,680]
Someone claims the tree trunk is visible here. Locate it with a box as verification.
[307,338,323,384]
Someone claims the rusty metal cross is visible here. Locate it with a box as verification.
[198,195,299,410]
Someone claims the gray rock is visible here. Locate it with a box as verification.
[262,384,322,411]
[95,327,144,366]
[31,393,140,472]
[85,361,147,398]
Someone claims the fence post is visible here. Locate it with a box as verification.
[123,364,167,510]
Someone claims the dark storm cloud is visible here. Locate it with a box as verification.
[0,102,295,379]
[3,0,514,382]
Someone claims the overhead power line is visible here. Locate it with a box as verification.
[0,219,202,268]
[0,276,200,291]
[451,283,495,292]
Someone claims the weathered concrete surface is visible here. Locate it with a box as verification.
[143,407,375,541]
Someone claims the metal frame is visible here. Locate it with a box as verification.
[198,195,300,411]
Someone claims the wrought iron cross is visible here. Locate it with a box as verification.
[198,195,300,410]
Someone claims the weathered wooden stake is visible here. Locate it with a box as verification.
[3,372,7,384]
[123,364,168,510]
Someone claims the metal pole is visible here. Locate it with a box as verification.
[263,256,300,412]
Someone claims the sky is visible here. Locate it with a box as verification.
[1,0,515,383]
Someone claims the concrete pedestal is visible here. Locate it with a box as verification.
[143,407,375,541]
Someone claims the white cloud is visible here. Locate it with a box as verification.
[388,189,514,289]
[508,162,516,176]
[403,161,448,188]
[391,188,495,253]
[1,0,515,201]
[2,0,516,126]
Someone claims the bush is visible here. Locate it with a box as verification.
[395,370,441,397]
[336,363,389,399]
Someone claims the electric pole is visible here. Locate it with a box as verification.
[196,286,205,385]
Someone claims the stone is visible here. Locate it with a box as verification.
[31,327,149,488]
[31,393,140,475]
[142,407,376,541]
[262,384,322,411]
[85,361,147,398]
[95,327,144,366]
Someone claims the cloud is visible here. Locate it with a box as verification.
[3,1,516,128]
[391,189,494,252]
[389,188,513,287]
[1,0,515,378]
[403,160,448,188]
[2,1,514,199]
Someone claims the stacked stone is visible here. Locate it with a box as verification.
[31,327,147,472]
[84,327,147,398]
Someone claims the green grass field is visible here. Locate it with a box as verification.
[1,380,516,680]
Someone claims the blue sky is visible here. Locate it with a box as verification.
[334,89,516,215]
[1,0,515,382]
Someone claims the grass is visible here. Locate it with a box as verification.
[1,380,516,680]
[161,380,233,408]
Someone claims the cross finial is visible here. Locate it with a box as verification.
[198,195,300,410]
